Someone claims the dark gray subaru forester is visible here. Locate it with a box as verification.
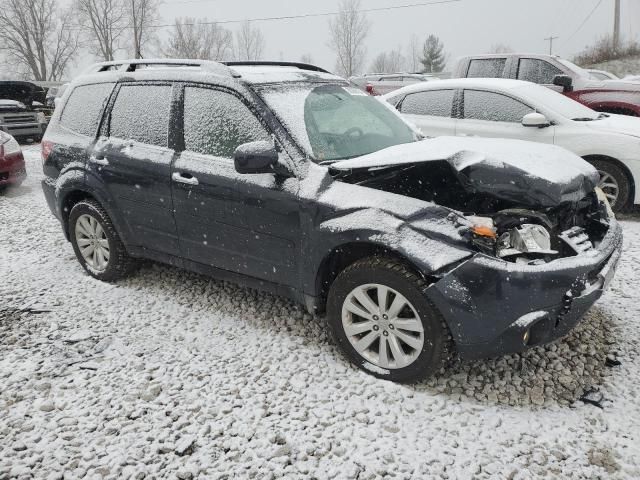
[42,59,622,383]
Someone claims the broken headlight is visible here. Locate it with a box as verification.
[497,224,558,262]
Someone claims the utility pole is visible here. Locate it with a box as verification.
[544,36,559,55]
[613,0,621,49]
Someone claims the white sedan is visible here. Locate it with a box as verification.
[383,78,640,211]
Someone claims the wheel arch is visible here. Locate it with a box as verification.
[59,189,99,240]
[582,154,636,208]
[313,241,438,314]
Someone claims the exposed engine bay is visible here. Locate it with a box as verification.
[331,161,612,265]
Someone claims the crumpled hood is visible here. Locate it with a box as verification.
[330,137,599,208]
[584,113,640,138]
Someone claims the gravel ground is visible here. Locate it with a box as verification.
[1,146,639,479]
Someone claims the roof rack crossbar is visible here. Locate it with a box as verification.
[222,61,331,74]
[85,59,232,76]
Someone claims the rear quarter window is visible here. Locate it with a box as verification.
[59,83,114,136]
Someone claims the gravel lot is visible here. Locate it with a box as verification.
[1,146,639,479]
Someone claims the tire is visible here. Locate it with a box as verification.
[326,256,452,383]
[68,199,137,281]
[587,159,632,212]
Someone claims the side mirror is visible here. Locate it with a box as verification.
[234,141,278,174]
[552,74,573,92]
[522,112,551,128]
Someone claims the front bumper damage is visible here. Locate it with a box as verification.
[426,219,623,360]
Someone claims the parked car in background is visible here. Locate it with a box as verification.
[624,75,640,82]
[384,78,640,211]
[0,131,26,190]
[42,59,621,383]
[0,81,48,142]
[587,69,619,81]
[453,53,640,117]
[350,73,439,96]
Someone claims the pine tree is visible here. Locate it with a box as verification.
[420,35,446,73]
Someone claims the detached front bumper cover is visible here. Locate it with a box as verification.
[426,219,623,360]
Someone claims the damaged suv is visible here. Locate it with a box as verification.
[42,60,622,383]
[0,81,48,141]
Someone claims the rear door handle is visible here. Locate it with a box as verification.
[89,155,109,166]
[172,171,199,186]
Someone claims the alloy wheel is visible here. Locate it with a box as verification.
[341,283,425,369]
[597,170,620,207]
[75,214,110,271]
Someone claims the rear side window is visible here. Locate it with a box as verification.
[109,85,172,147]
[467,58,506,78]
[59,83,114,136]
[400,90,455,117]
[517,59,563,84]
[183,87,271,158]
[463,90,532,122]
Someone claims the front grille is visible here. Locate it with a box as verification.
[559,226,594,254]
[0,114,37,124]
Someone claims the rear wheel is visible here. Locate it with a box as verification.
[69,199,137,281]
[587,159,631,212]
[327,257,452,383]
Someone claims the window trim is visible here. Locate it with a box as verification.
[104,81,175,149]
[460,89,536,123]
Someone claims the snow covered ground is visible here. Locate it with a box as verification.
[1,145,639,479]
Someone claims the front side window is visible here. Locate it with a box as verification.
[259,84,419,162]
[467,58,507,78]
[60,83,114,136]
[463,90,533,122]
[183,87,271,158]
[517,59,563,84]
[110,84,172,147]
[400,90,455,117]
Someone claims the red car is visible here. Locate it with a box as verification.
[0,131,26,190]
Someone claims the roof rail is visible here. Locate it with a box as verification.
[83,59,233,77]
[222,61,331,74]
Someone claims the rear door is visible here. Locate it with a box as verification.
[455,89,555,143]
[172,85,301,285]
[397,89,457,137]
[90,82,180,255]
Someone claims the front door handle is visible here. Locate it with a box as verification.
[172,171,199,186]
[89,155,109,166]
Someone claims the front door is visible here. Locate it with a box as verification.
[172,85,301,285]
[90,83,180,255]
[455,89,555,143]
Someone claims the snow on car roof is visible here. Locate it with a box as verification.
[381,78,533,98]
[231,66,342,84]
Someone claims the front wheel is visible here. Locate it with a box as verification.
[69,199,137,281]
[326,257,452,383]
[587,159,631,212]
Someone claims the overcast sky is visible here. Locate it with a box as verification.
[151,0,639,72]
[27,0,632,78]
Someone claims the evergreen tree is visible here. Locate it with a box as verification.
[420,35,446,73]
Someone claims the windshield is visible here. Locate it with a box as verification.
[515,83,600,120]
[258,83,419,162]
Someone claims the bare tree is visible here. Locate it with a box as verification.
[328,0,370,77]
[0,0,78,80]
[300,53,314,64]
[76,0,128,61]
[235,21,264,61]
[127,0,161,58]
[370,48,405,73]
[489,43,514,54]
[407,34,420,72]
[165,17,233,60]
